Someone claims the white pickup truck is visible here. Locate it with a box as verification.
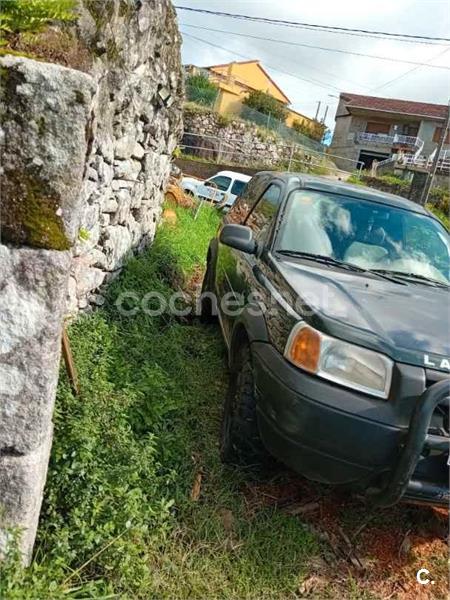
[181,170,251,208]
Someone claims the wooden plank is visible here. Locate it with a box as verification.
[61,326,79,396]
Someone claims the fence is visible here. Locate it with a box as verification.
[239,104,324,152]
[180,131,363,177]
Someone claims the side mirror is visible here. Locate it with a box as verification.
[219,224,256,254]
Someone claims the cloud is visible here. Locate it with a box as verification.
[177,0,450,129]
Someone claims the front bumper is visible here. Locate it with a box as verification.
[252,342,449,507]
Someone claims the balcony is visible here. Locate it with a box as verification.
[356,132,422,149]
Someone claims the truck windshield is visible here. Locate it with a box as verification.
[278,190,450,285]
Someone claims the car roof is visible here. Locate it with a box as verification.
[214,170,252,182]
[257,171,432,216]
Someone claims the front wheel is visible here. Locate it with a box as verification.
[220,342,269,467]
[199,256,217,323]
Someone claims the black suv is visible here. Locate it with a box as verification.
[201,172,449,507]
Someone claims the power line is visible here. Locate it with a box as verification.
[181,25,368,90]
[175,6,450,44]
[181,32,345,93]
[370,47,450,92]
[181,24,450,71]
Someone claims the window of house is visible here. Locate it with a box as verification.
[401,124,419,136]
[365,122,391,135]
[433,127,450,144]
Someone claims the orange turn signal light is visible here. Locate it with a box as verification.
[286,325,321,373]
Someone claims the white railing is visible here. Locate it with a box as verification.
[402,155,450,172]
[374,151,450,175]
[356,132,422,148]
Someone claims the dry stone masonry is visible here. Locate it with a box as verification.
[183,106,295,167]
[0,0,183,562]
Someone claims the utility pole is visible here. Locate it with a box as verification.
[322,105,329,124]
[420,100,450,206]
[315,101,321,121]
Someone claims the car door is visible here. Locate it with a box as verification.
[227,178,249,207]
[197,174,231,203]
[216,179,283,343]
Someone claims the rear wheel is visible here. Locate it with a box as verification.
[220,342,269,466]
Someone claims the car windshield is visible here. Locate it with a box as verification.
[277,190,450,285]
[206,175,231,191]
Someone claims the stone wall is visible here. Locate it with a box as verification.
[68,0,183,312]
[174,157,262,180]
[183,106,296,167]
[0,0,183,562]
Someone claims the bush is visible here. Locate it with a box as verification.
[292,119,326,142]
[429,205,449,229]
[243,89,288,122]
[185,73,219,107]
[429,186,449,214]
[0,0,76,34]
[216,112,233,128]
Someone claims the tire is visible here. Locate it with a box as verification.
[220,342,268,467]
[199,253,217,323]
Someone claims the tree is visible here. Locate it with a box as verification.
[185,73,219,108]
[243,90,288,122]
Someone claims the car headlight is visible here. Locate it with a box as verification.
[284,323,393,399]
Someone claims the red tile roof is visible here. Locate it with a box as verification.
[341,92,448,120]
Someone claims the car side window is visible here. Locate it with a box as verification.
[206,175,231,191]
[245,183,282,239]
[230,179,247,197]
[226,173,271,224]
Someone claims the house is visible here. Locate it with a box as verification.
[185,60,317,132]
[330,92,450,170]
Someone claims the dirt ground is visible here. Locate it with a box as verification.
[243,473,449,599]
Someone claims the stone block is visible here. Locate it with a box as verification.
[103,226,132,270]
[0,245,70,454]
[113,159,142,180]
[0,428,53,564]
[0,56,96,249]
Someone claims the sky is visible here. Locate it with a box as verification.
[175,0,450,130]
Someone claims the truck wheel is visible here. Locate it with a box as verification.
[220,342,268,467]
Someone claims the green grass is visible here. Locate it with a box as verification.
[4,202,446,599]
[1,203,319,599]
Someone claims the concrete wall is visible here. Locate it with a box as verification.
[418,120,450,157]
[0,0,183,562]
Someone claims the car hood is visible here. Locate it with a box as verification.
[182,176,201,187]
[277,259,450,368]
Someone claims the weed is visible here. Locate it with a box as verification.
[0,0,77,34]
[216,113,233,129]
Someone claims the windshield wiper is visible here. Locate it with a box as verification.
[369,269,449,288]
[277,250,407,284]
[277,250,366,272]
